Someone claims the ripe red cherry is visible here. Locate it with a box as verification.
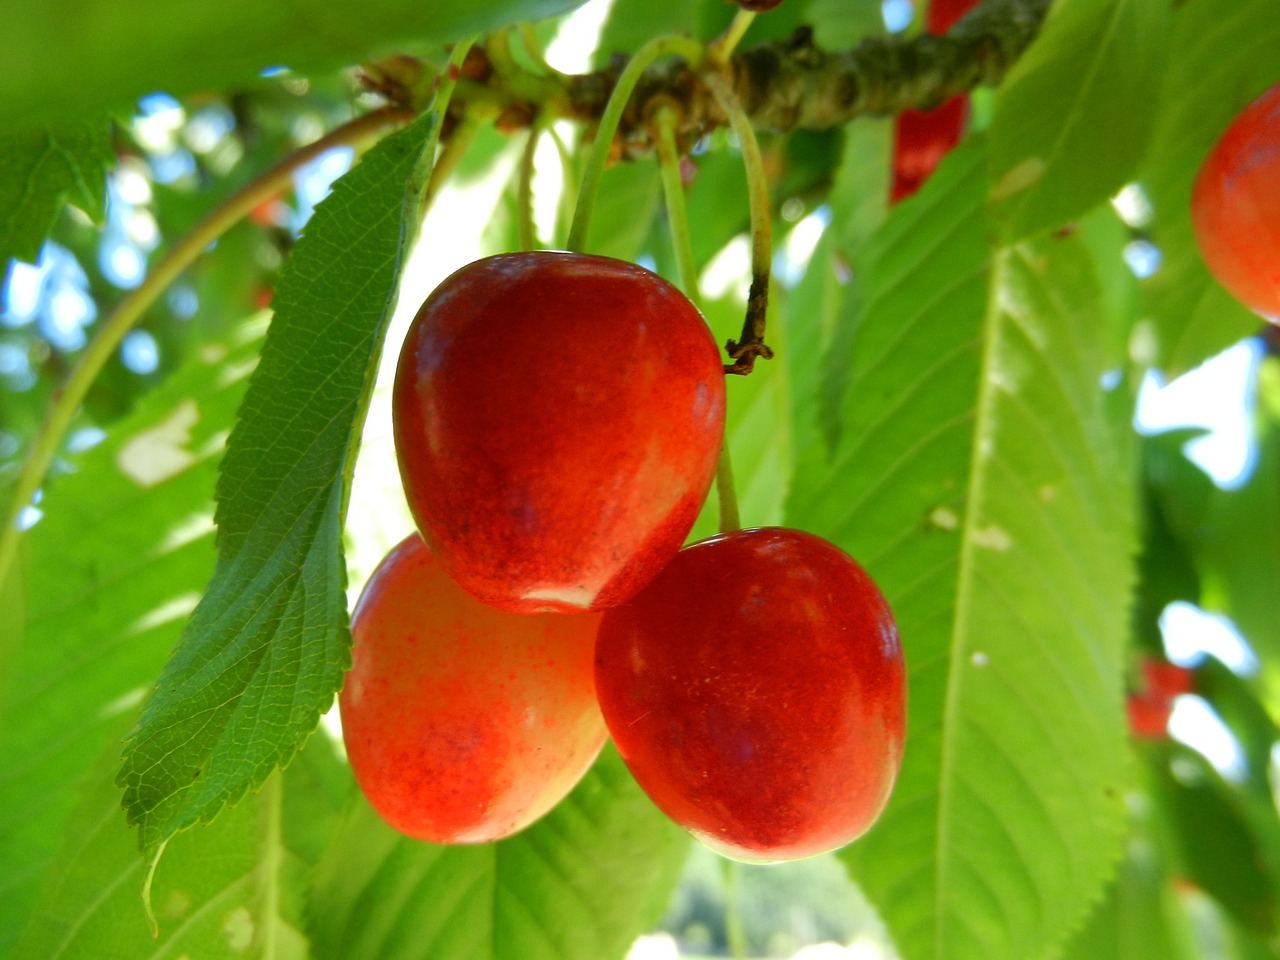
[393,251,726,615]
[1191,80,1280,322]
[889,0,976,204]
[339,534,606,843]
[594,527,906,861]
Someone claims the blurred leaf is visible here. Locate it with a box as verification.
[0,318,263,952]
[1149,748,1280,935]
[0,0,589,129]
[307,745,689,960]
[595,0,706,64]
[117,108,441,856]
[586,160,662,261]
[1140,0,1280,375]
[791,137,1137,960]
[1197,357,1280,670]
[1194,659,1277,805]
[0,122,113,266]
[987,0,1170,240]
[13,734,309,960]
[1061,834,1198,960]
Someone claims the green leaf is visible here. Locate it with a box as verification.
[14,734,310,960]
[1061,834,1198,960]
[1149,748,1280,936]
[790,138,1137,960]
[1140,0,1280,374]
[1196,357,1280,670]
[0,122,113,265]
[116,108,440,855]
[988,0,1170,240]
[0,318,263,953]
[307,745,689,960]
[0,0,589,129]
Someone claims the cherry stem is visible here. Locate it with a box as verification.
[704,70,774,376]
[565,33,705,253]
[517,121,541,250]
[706,9,757,66]
[0,105,412,591]
[654,108,741,534]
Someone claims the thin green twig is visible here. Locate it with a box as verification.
[565,33,704,253]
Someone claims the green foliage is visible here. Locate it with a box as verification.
[0,0,589,129]
[987,0,1170,241]
[309,746,688,960]
[0,316,264,951]
[3,3,1279,960]
[0,123,113,266]
[116,108,441,855]
[1141,0,1280,374]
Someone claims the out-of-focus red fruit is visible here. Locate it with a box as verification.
[339,535,607,843]
[1126,656,1194,740]
[594,527,906,861]
[890,95,969,204]
[393,251,726,615]
[888,0,977,204]
[1190,80,1280,323]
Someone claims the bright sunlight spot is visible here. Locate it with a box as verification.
[545,0,613,74]
[701,235,752,302]
[1161,601,1258,675]
[1135,338,1262,488]
[881,0,914,33]
[1170,695,1249,782]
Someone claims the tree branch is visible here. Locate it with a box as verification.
[440,0,1052,155]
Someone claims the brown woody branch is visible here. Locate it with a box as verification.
[429,0,1052,156]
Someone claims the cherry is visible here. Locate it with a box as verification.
[594,527,906,861]
[339,534,607,843]
[1126,656,1194,740]
[889,0,976,204]
[393,251,726,615]
[1191,80,1280,322]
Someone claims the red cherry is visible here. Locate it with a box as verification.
[1191,80,1280,322]
[890,95,969,204]
[888,0,976,204]
[393,251,726,615]
[1126,692,1171,740]
[594,527,906,861]
[339,534,607,843]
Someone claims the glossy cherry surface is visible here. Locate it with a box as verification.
[339,535,606,843]
[393,251,726,614]
[1191,80,1280,322]
[594,527,905,861]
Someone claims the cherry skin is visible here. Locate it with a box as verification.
[1191,80,1280,322]
[393,251,726,615]
[594,527,906,861]
[339,534,607,843]
[889,0,976,204]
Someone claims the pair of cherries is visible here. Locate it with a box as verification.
[338,252,906,861]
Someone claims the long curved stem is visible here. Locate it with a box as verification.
[565,33,704,253]
[654,109,741,534]
[706,9,757,66]
[0,106,411,589]
[517,121,542,251]
[705,71,774,376]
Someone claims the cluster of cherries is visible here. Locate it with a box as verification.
[338,252,906,862]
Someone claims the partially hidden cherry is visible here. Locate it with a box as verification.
[594,527,906,861]
[339,534,607,843]
[1191,79,1280,322]
[393,251,726,615]
[889,0,976,204]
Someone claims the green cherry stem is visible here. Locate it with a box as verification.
[704,70,774,375]
[565,33,705,253]
[706,9,757,66]
[517,120,542,250]
[654,107,741,534]
[0,105,411,591]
